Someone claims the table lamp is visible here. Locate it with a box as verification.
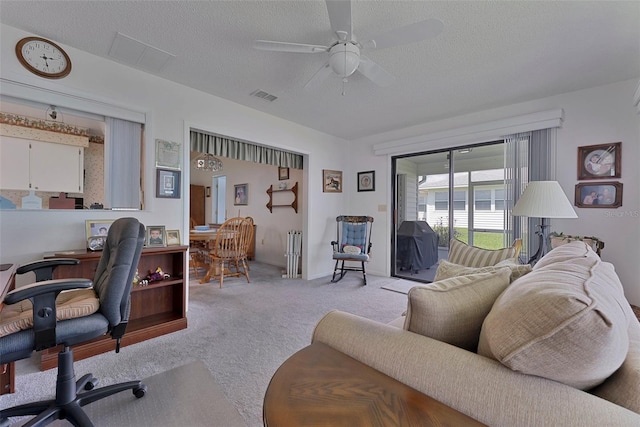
[512,181,578,264]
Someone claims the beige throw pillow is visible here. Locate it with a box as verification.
[447,238,519,267]
[434,259,532,283]
[478,241,631,390]
[404,268,512,351]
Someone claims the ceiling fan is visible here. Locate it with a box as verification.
[253,0,443,93]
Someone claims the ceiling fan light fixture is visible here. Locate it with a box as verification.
[329,43,360,77]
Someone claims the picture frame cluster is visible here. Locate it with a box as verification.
[575,142,622,208]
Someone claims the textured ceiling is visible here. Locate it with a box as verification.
[1,1,638,141]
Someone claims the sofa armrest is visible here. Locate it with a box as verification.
[312,310,640,427]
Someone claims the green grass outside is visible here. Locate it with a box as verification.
[453,228,505,249]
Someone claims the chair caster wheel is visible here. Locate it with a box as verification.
[84,378,98,390]
[133,385,147,398]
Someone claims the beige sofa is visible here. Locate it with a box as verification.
[312,241,640,426]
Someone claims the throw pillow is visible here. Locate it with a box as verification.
[0,289,99,338]
[447,238,519,267]
[404,268,512,351]
[478,241,631,390]
[342,245,362,255]
[434,259,532,283]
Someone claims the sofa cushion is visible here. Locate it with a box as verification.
[589,314,640,414]
[0,289,100,338]
[404,268,512,351]
[447,238,519,267]
[434,259,532,283]
[478,241,631,390]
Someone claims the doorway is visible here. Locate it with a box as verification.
[392,142,506,283]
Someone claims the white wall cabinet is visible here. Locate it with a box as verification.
[0,136,83,193]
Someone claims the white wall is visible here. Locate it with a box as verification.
[0,24,346,281]
[352,79,640,305]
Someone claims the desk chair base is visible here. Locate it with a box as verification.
[331,260,367,286]
[1,346,146,427]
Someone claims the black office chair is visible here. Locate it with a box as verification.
[0,217,146,427]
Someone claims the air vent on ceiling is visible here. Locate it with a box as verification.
[109,32,175,72]
[250,89,278,102]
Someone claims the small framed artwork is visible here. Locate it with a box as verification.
[166,229,181,246]
[85,220,114,251]
[278,166,290,180]
[577,142,621,180]
[234,183,248,205]
[156,168,181,199]
[146,225,167,247]
[323,169,342,193]
[357,170,375,192]
[155,139,181,170]
[574,181,622,208]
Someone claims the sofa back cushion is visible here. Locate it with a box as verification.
[478,241,631,390]
[404,268,512,351]
[434,259,532,283]
[447,238,519,267]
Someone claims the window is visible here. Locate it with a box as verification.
[434,191,448,210]
[453,191,466,210]
[475,189,492,210]
[495,189,505,210]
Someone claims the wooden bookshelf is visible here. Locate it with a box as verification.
[40,245,188,371]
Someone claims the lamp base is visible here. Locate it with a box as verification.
[527,220,550,265]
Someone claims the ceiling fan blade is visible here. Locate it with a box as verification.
[326,0,352,41]
[304,62,334,91]
[360,18,444,50]
[253,40,329,53]
[357,55,395,87]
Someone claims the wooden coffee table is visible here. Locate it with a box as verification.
[264,341,485,426]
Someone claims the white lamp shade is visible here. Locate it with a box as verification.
[513,181,578,218]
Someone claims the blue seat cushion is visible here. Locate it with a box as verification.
[333,253,369,262]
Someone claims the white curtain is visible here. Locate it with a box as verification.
[105,117,142,209]
[504,128,555,260]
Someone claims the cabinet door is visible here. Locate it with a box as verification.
[30,141,83,193]
[0,136,30,190]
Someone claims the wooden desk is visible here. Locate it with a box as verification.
[264,342,485,426]
[0,263,18,395]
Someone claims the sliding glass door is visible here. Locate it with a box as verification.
[392,142,505,282]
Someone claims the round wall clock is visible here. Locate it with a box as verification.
[15,36,72,79]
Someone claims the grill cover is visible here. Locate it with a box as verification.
[397,221,439,271]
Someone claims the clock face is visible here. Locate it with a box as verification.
[16,37,72,79]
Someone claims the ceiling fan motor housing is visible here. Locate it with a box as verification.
[329,42,360,77]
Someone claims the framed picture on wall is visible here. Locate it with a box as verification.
[234,183,248,205]
[357,170,375,192]
[278,167,289,180]
[166,229,181,246]
[577,142,621,180]
[156,168,181,199]
[323,169,342,193]
[574,181,622,208]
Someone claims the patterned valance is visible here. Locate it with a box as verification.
[190,130,303,169]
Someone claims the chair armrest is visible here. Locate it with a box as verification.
[17,258,80,282]
[5,278,92,305]
[331,240,339,250]
[5,278,92,350]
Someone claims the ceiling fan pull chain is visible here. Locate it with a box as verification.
[342,78,348,96]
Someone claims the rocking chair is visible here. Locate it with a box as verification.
[331,215,374,285]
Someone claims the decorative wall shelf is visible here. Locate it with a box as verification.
[266,181,298,213]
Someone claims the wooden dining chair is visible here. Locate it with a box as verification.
[206,217,253,287]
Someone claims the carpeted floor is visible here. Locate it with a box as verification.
[1,263,409,427]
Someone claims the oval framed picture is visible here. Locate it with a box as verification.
[357,170,375,192]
